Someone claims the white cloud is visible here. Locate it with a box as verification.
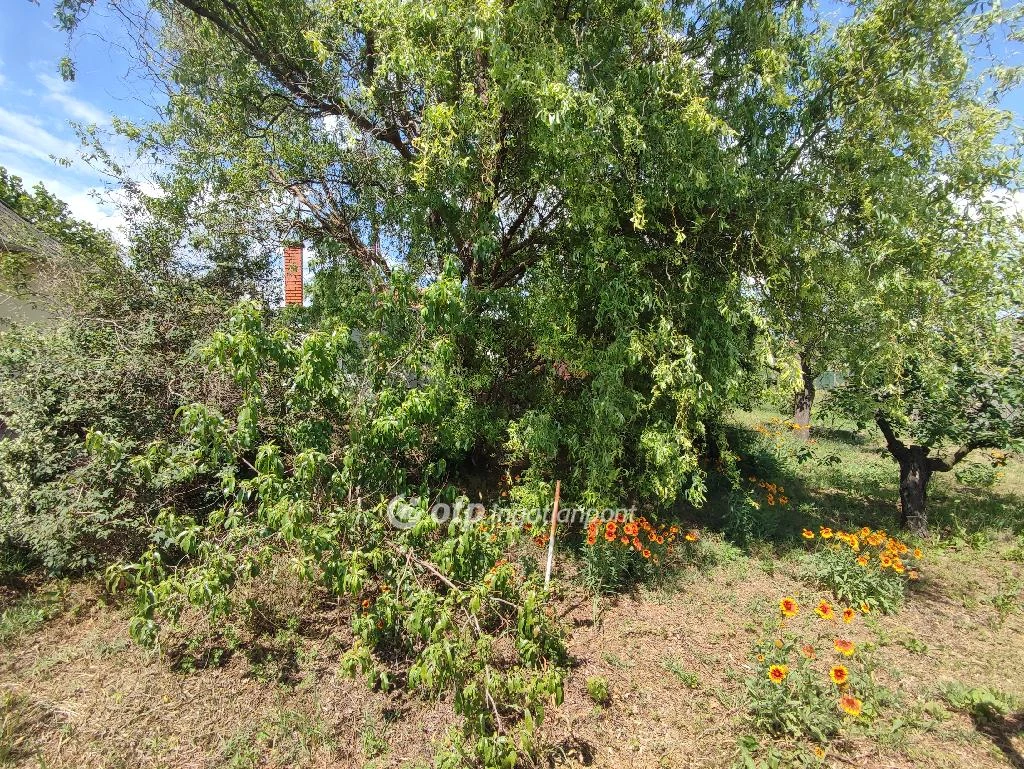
[0,105,81,163]
[38,73,108,125]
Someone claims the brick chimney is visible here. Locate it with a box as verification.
[283,243,304,306]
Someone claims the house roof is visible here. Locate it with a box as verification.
[0,200,68,262]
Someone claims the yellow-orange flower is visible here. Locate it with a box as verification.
[833,638,856,657]
[909,569,919,580]
[685,531,699,542]
[820,527,834,539]
[829,665,849,685]
[856,554,869,567]
[913,547,923,559]
[839,694,863,716]
[879,552,893,568]
[841,607,856,623]
[860,601,871,614]
[768,664,788,684]
[802,529,815,539]
[815,600,835,620]
[642,549,651,559]
[813,746,826,760]
[779,597,799,617]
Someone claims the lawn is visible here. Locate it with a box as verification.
[1,407,1022,769]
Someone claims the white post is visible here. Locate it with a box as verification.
[544,480,561,588]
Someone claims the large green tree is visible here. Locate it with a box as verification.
[54,0,1023,513]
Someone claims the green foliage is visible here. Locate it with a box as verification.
[586,676,611,707]
[96,301,566,766]
[0,289,225,574]
[807,547,905,616]
[941,683,1019,724]
[0,582,67,644]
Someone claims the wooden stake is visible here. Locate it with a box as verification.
[544,480,561,588]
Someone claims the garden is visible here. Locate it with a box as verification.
[1,0,1023,767]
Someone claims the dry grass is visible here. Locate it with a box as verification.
[2,412,1023,768]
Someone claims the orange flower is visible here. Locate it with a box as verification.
[841,607,856,623]
[813,746,826,760]
[839,694,863,717]
[604,528,616,542]
[779,597,799,617]
[879,552,893,568]
[913,547,923,559]
[800,644,816,659]
[642,549,651,559]
[860,526,871,537]
[820,527,834,539]
[768,664,788,684]
[829,665,849,685]
[361,599,371,608]
[620,536,629,545]
[833,638,856,657]
[624,522,639,537]
[856,555,869,567]
[685,531,699,542]
[586,533,597,546]
[802,529,815,539]
[815,601,835,620]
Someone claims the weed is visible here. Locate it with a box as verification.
[0,583,67,644]
[662,658,701,689]
[586,676,610,706]
[900,637,928,655]
[941,683,1019,724]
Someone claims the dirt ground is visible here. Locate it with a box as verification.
[2,529,1022,769]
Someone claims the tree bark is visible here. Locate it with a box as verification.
[791,359,815,440]
[874,412,982,536]
[897,445,931,537]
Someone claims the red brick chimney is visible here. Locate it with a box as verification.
[283,243,304,306]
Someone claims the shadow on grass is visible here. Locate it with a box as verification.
[975,711,1024,769]
[683,418,1024,558]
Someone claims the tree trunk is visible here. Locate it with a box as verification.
[898,446,931,536]
[791,360,815,440]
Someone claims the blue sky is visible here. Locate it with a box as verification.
[1,0,1023,237]
[0,1,158,234]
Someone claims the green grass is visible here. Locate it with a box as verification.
[720,404,1024,543]
[0,582,67,645]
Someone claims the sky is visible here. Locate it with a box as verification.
[1,0,1023,240]
[0,1,158,236]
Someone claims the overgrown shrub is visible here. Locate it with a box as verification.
[96,298,568,766]
[0,288,225,574]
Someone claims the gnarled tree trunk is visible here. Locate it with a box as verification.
[897,445,931,536]
[791,358,815,440]
[875,413,980,536]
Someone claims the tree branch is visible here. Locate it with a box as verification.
[875,412,908,461]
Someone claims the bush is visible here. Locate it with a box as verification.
[803,527,922,614]
[745,596,885,743]
[97,301,568,767]
[0,293,221,574]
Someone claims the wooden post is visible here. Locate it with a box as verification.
[544,480,561,588]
